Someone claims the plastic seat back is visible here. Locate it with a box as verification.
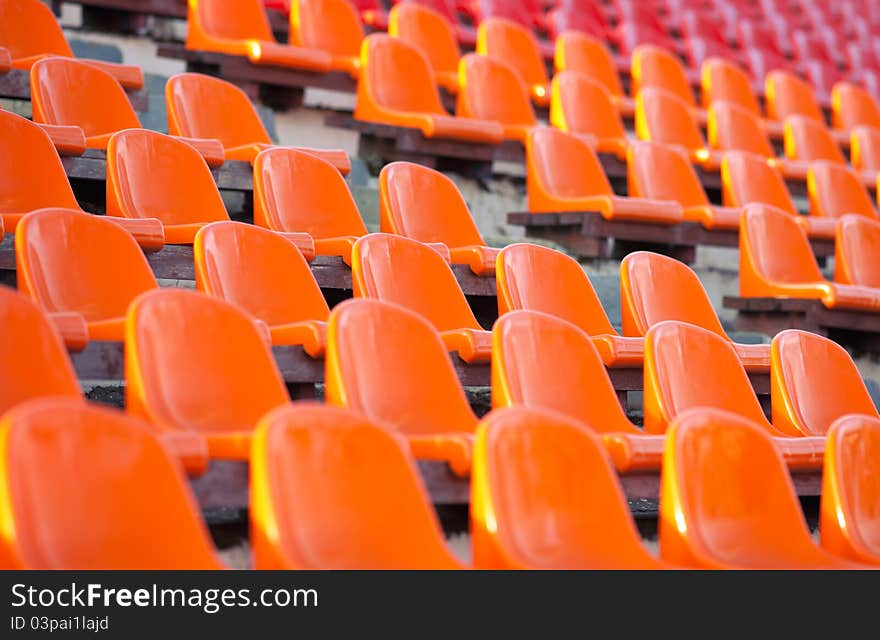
[496,243,617,336]
[835,214,880,287]
[784,115,847,163]
[16,209,157,322]
[721,151,797,212]
[771,329,877,437]
[631,44,695,107]
[661,408,825,569]
[0,286,80,416]
[253,148,366,236]
[700,56,761,114]
[106,129,229,227]
[708,100,775,157]
[325,299,478,436]
[627,141,708,208]
[351,233,480,332]
[832,82,880,131]
[550,71,626,140]
[166,73,271,148]
[635,86,705,150]
[125,289,289,434]
[191,0,276,42]
[644,321,770,434]
[0,110,80,215]
[251,403,460,569]
[457,53,536,128]
[808,161,877,220]
[358,34,446,115]
[554,31,624,98]
[0,0,74,60]
[851,125,880,172]
[194,221,329,326]
[388,2,461,80]
[822,415,880,563]
[491,310,636,434]
[740,204,826,295]
[766,70,824,121]
[476,17,548,91]
[30,57,140,137]
[471,407,658,569]
[620,252,728,338]
[0,398,221,569]
[379,161,486,247]
[291,0,364,58]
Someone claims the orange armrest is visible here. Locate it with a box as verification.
[278,232,316,262]
[102,217,165,251]
[769,157,809,181]
[407,434,474,477]
[733,342,771,371]
[253,319,272,347]
[772,436,825,471]
[590,335,644,367]
[159,431,210,476]
[425,242,452,262]
[49,311,89,353]
[448,245,500,276]
[314,236,360,264]
[160,222,215,245]
[425,114,505,144]
[170,136,225,168]
[603,195,684,224]
[268,320,327,358]
[36,123,86,156]
[601,433,665,473]
[292,147,351,175]
[204,432,254,460]
[796,216,837,239]
[763,119,784,139]
[246,40,332,73]
[0,47,10,72]
[825,283,880,311]
[78,59,144,90]
[440,328,492,363]
[84,133,113,150]
[691,148,724,170]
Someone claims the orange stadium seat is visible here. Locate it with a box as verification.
[165,72,349,171]
[325,298,478,475]
[125,288,290,459]
[740,204,880,311]
[783,115,847,165]
[388,2,462,95]
[289,0,364,76]
[721,151,835,238]
[0,397,223,569]
[554,31,633,116]
[476,17,550,106]
[250,403,463,569]
[470,407,667,569]
[0,0,144,89]
[820,415,880,565]
[491,310,665,473]
[525,128,683,223]
[765,70,826,123]
[700,57,762,117]
[770,329,878,437]
[620,251,770,371]
[631,45,699,115]
[30,57,223,163]
[660,407,859,569]
[835,214,880,287]
[354,35,503,144]
[832,82,880,132]
[456,53,535,142]
[627,141,740,229]
[253,147,367,262]
[194,221,328,356]
[549,72,629,158]
[850,125,880,175]
[186,0,331,72]
[379,161,499,275]
[808,161,879,222]
[495,243,644,367]
[643,321,825,468]
[351,233,490,363]
[634,87,721,170]
[0,285,81,414]
[0,103,85,156]
[15,209,159,343]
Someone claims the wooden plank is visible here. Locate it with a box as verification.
[0,68,149,111]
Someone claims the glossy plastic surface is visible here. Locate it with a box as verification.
[765,70,824,122]
[835,214,880,287]
[470,407,665,569]
[549,72,629,158]
[700,56,761,115]
[831,82,880,131]
[808,161,878,221]
[388,2,461,94]
[631,44,696,107]
[554,31,625,101]
[250,403,463,569]
[850,125,880,172]
[783,115,847,164]
[456,53,536,142]
[476,17,549,104]
[707,100,775,158]
[634,87,713,165]
[290,0,363,75]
